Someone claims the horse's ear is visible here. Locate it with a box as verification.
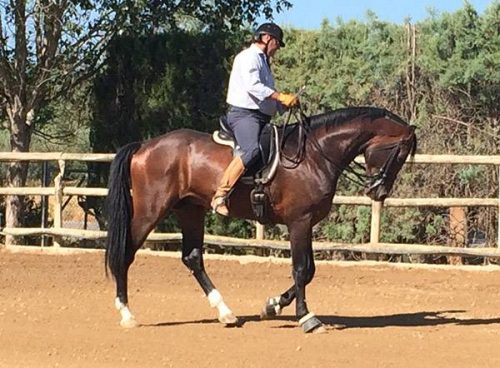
[401,126,414,141]
[403,125,417,141]
[408,126,418,156]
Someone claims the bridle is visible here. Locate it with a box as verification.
[363,140,405,192]
[278,106,414,191]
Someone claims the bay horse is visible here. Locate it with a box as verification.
[105,106,417,333]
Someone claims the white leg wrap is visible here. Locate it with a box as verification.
[207,289,236,324]
[115,298,137,328]
[208,289,223,308]
[298,312,316,326]
[270,296,282,315]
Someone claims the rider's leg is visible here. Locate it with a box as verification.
[211,155,245,216]
[211,107,268,216]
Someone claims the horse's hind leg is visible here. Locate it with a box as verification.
[114,258,137,328]
[260,285,296,319]
[114,198,174,328]
[260,254,317,318]
[113,219,154,328]
[175,204,237,325]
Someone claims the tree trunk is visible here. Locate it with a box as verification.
[4,106,33,247]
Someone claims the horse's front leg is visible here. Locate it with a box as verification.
[176,206,238,326]
[263,217,325,333]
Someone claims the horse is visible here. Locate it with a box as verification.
[105,106,417,333]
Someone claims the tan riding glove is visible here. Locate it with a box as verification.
[277,93,299,108]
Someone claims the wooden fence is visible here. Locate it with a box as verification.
[0,152,499,258]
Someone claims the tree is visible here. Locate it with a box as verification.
[272,3,498,250]
[0,0,291,245]
[0,1,113,245]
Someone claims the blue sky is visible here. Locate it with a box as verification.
[259,0,495,28]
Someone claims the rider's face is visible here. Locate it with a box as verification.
[264,34,280,57]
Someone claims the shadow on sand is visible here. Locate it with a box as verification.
[142,310,500,330]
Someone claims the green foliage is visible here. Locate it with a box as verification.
[457,165,483,187]
[318,206,419,245]
[424,214,446,238]
[274,16,406,113]
[417,1,500,123]
[5,1,497,248]
[88,29,252,234]
[31,83,93,153]
[205,213,253,238]
[317,205,371,243]
[380,208,419,243]
[273,4,498,246]
[0,196,45,245]
[106,0,292,34]
[90,30,242,152]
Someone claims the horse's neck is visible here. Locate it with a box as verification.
[316,125,372,168]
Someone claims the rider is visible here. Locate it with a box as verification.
[211,23,300,216]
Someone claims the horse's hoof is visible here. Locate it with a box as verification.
[260,296,281,319]
[120,317,139,328]
[298,312,324,334]
[312,325,328,334]
[219,312,238,326]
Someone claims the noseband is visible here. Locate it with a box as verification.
[364,140,404,192]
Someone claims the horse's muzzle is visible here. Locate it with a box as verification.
[364,185,388,202]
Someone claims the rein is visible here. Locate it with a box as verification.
[278,109,308,169]
[277,106,405,188]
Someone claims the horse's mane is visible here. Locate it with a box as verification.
[308,106,409,129]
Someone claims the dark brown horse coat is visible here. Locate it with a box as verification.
[106,107,417,333]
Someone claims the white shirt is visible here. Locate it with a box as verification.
[226,44,280,116]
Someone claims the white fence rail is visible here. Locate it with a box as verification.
[0,152,499,257]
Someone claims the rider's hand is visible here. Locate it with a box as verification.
[277,92,299,108]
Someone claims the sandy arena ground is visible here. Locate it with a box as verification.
[0,247,499,368]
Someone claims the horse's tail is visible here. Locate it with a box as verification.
[105,142,142,279]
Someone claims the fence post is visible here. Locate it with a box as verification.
[448,206,466,265]
[40,161,50,247]
[256,222,265,241]
[52,159,65,247]
[370,200,382,245]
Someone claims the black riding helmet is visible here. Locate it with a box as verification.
[254,23,285,47]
